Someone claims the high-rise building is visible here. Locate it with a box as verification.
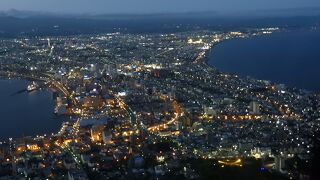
[91,125,105,142]
[203,105,217,116]
[102,129,113,144]
[47,38,51,48]
[249,101,260,114]
[275,156,285,172]
[104,64,117,77]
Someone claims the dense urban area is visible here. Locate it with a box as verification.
[0,28,319,180]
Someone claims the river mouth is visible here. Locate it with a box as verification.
[0,79,67,140]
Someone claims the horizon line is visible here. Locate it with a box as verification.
[1,6,320,17]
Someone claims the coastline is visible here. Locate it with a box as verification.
[203,30,320,93]
[0,78,68,140]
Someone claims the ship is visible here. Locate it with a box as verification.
[27,81,39,92]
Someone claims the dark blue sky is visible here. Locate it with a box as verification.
[1,0,320,14]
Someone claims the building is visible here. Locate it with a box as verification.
[274,156,286,172]
[249,101,260,114]
[68,169,89,180]
[91,125,105,142]
[102,129,113,144]
[203,105,217,116]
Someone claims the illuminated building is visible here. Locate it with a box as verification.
[102,129,113,144]
[91,125,105,142]
[249,101,260,114]
[27,144,41,152]
[203,105,217,116]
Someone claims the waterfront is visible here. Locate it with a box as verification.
[0,26,318,179]
[0,79,66,139]
[208,30,320,92]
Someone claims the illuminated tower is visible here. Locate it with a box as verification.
[249,101,260,114]
[47,38,51,48]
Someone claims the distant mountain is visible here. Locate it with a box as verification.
[0,8,320,38]
[1,7,320,20]
[0,9,220,20]
[238,7,320,18]
[0,9,57,18]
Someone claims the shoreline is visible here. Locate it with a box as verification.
[202,31,319,93]
[0,78,68,141]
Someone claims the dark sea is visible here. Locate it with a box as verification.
[0,79,66,140]
[208,30,320,92]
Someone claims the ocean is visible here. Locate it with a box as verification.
[208,30,320,92]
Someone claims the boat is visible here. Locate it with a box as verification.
[27,81,39,92]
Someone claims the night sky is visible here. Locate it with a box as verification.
[0,0,320,14]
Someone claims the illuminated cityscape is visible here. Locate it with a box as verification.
[0,1,320,180]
